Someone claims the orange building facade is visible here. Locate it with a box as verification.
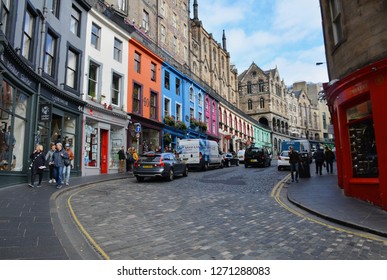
[127,39,163,153]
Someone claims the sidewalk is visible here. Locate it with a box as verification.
[0,173,130,260]
[287,163,387,237]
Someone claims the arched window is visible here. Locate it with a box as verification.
[198,92,202,106]
[260,97,265,108]
[248,99,253,110]
[223,110,227,126]
[259,80,264,92]
[190,87,194,101]
[247,81,252,94]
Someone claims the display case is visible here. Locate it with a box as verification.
[347,100,378,178]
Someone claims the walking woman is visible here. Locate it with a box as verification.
[45,143,56,184]
[29,144,46,188]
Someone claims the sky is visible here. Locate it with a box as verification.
[194,0,329,86]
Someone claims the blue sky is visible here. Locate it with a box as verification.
[195,0,329,86]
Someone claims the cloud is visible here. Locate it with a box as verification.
[195,0,328,84]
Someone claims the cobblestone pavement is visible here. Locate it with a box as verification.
[63,165,387,260]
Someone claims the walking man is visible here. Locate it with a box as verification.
[51,142,69,189]
[289,146,300,183]
[117,146,126,173]
[324,146,335,174]
[313,148,325,175]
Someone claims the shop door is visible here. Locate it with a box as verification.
[100,129,108,174]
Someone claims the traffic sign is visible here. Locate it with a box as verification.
[135,123,141,133]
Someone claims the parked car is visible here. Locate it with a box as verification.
[133,152,188,182]
[222,153,239,167]
[244,147,271,168]
[237,149,245,163]
[277,150,290,170]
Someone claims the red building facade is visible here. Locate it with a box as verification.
[324,59,387,210]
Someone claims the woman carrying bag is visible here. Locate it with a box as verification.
[29,144,46,188]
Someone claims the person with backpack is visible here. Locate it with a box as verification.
[313,148,325,175]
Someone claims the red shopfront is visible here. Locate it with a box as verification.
[325,58,387,210]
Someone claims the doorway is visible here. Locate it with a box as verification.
[100,129,108,174]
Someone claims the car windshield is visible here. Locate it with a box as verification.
[281,151,290,157]
[139,155,161,162]
[246,148,264,155]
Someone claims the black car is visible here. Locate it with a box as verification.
[222,153,239,167]
[133,152,188,182]
[244,147,271,168]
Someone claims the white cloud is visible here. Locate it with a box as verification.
[195,0,329,84]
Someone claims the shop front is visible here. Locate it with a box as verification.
[325,58,387,210]
[0,43,85,187]
[83,105,129,176]
[129,115,161,155]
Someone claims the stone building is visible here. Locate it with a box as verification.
[238,63,289,155]
[190,0,239,107]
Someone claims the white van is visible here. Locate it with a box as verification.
[178,139,224,170]
[237,150,245,163]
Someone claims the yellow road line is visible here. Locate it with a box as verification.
[67,186,111,260]
[272,176,387,243]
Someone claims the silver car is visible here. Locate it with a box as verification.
[133,152,188,182]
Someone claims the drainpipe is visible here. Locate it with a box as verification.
[34,0,48,145]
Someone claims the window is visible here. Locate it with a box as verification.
[150,92,157,119]
[174,36,178,53]
[259,80,264,92]
[134,52,141,73]
[164,98,170,117]
[117,0,126,12]
[161,25,166,44]
[175,103,181,121]
[70,5,81,37]
[190,87,194,101]
[347,100,378,178]
[322,112,327,129]
[190,107,194,119]
[142,9,149,31]
[1,0,10,34]
[247,81,252,94]
[22,8,36,61]
[91,23,101,49]
[161,1,165,17]
[248,99,253,110]
[51,0,60,18]
[111,73,121,106]
[66,48,79,89]
[113,38,122,62]
[44,30,58,78]
[164,71,170,89]
[173,12,177,28]
[198,111,202,121]
[151,62,156,81]
[132,83,142,114]
[198,92,202,106]
[88,62,99,99]
[260,97,265,109]
[175,78,180,95]
[330,0,343,45]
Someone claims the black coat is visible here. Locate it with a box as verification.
[30,152,46,174]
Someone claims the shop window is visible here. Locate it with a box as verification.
[84,124,98,167]
[0,81,28,172]
[347,100,378,178]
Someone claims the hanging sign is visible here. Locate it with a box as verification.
[39,103,52,122]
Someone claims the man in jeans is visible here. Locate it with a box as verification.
[289,146,300,183]
[63,143,74,186]
[51,142,69,189]
[117,146,126,173]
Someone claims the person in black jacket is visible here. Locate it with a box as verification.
[117,146,126,173]
[289,146,300,183]
[313,148,325,175]
[325,147,335,174]
[29,144,46,188]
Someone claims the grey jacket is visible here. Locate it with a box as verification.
[51,148,69,167]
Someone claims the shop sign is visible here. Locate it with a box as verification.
[39,103,52,122]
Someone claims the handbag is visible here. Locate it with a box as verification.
[64,159,71,166]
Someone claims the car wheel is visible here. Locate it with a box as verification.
[183,167,188,177]
[167,168,174,181]
[136,176,144,182]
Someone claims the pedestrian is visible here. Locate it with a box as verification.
[28,144,46,188]
[325,146,335,174]
[313,148,325,175]
[51,142,69,189]
[117,146,126,173]
[289,146,300,183]
[45,143,56,184]
[63,143,74,186]
[132,147,139,163]
[126,147,133,172]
